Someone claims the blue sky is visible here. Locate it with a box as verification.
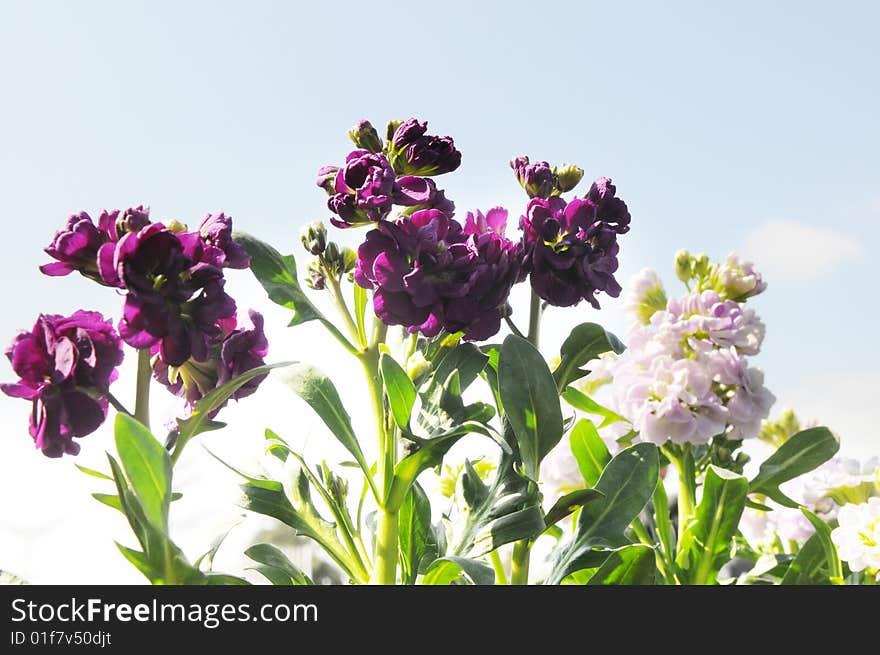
[0,1,877,582]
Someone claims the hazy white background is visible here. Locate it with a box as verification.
[1,1,877,583]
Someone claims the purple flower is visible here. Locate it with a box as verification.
[98,223,236,366]
[510,156,556,199]
[1,311,123,457]
[388,118,461,177]
[520,195,624,308]
[392,176,456,216]
[194,213,250,269]
[355,209,522,340]
[322,150,396,228]
[585,177,631,234]
[40,206,152,282]
[152,310,268,411]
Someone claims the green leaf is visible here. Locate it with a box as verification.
[422,557,494,586]
[381,353,417,430]
[398,482,441,585]
[177,362,291,445]
[544,488,605,528]
[587,544,656,585]
[286,363,371,483]
[569,419,611,487]
[114,414,172,532]
[780,533,832,585]
[424,343,489,395]
[234,231,357,352]
[246,544,313,585]
[194,518,245,572]
[498,335,563,480]
[800,508,843,580]
[547,443,659,584]
[553,323,625,390]
[561,386,626,429]
[676,466,748,585]
[92,493,123,511]
[748,427,839,507]
[454,456,543,557]
[75,464,113,481]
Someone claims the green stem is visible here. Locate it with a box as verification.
[509,292,545,586]
[510,540,531,585]
[490,550,509,585]
[630,517,673,584]
[321,257,364,348]
[134,349,152,430]
[106,391,133,417]
[673,447,697,549]
[372,508,399,584]
[526,290,543,347]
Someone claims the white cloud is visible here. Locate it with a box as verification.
[743,219,860,277]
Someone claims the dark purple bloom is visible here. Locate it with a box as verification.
[510,156,556,199]
[1,311,123,457]
[98,223,236,366]
[392,176,456,216]
[323,150,396,228]
[40,206,152,282]
[585,177,631,234]
[355,209,522,340]
[520,194,625,308]
[152,311,268,412]
[388,118,461,177]
[194,213,251,269]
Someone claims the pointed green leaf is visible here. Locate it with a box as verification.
[286,363,371,481]
[561,386,626,428]
[553,323,625,389]
[676,466,748,585]
[398,482,441,585]
[547,443,659,584]
[422,557,494,586]
[381,353,417,429]
[75,464,113,481]
[544,488,605,528]
[234,231,356,352]
[246,544,313,585]
[587,544,656,585]
[749,427,839,507]
[353,283,368,346]
[498,335,563,480]
[569,418,611,487]
[801,508,843,580]
[114,413,172,532]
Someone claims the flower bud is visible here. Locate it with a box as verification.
[347,119,383,153]
[674,249,692,283]
[385,119,403,142]
[511,156,556,199]
[165,219,188,234]
[553,163,584,193]
[300,220,327,255]
[115,205,152,237]
[405,351,431,384]
[322,242,357,277]
[711,253,767,302]
[315,165,340,195]
[305,258,326,290]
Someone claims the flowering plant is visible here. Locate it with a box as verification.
[2,118,875,586]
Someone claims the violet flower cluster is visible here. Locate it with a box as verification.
[2,206,266,458]
[355,208,523,341]
[1,311,123,457]
[587,262,774,446]
[317,118,632,340]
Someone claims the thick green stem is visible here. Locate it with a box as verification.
[134,349,152,430]
[372,508,399,585]
[674,447,697,549]
[510,540,531,585]
[526,290,543,346]
[490,550,509,585]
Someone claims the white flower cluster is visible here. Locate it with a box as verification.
[832,498,880,573]
[589,271,774,446]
